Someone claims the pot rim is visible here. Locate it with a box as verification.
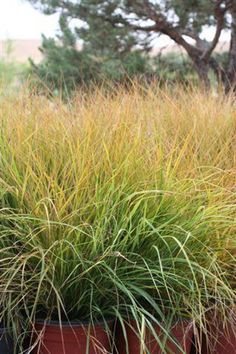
[35,318,114,328]
[123,317,193,326]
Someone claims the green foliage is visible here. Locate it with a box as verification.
[27,1,153,91]
[30,36,95,92]
[169,0,215,31]
[31,36,151,93]
[0,86,236,350]
[29,0,152,92]
[0,60,17,86]
[0,40,28,93]
[153,53,197,83]
[0,59,27,88]
[213,51,230,69]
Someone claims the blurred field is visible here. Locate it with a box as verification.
[0,39,230,63]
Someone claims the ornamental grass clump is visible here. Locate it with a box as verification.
[0,84,235,351]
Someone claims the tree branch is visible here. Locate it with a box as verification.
[201,0,228,60]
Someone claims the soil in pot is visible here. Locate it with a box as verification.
[115,319,193,354]
[32,319,114,354]
[0,328,15,354]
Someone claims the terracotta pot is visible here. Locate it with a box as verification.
[201,323,236,354]
[32,319,114,354]
[0,328,14,354]
[116,319,193,354]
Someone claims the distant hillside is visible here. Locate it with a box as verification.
[150,40,230,56]
[0,39,230,63]
[0,39,42,63]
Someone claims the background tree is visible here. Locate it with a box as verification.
[29,2,152,92]
[27,0,236,91]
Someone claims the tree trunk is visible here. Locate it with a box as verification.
[226,3,236,92]
[188,51,211,91]
[192,58,210,90]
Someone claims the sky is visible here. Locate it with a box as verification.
[0,0,230,44]
[0,0,59,39]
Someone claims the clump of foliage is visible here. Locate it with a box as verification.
[31,35,151,93]
[153,53,197,84]
[30,12,152,93]
[0,84,236,352]
[0,60,27,89]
